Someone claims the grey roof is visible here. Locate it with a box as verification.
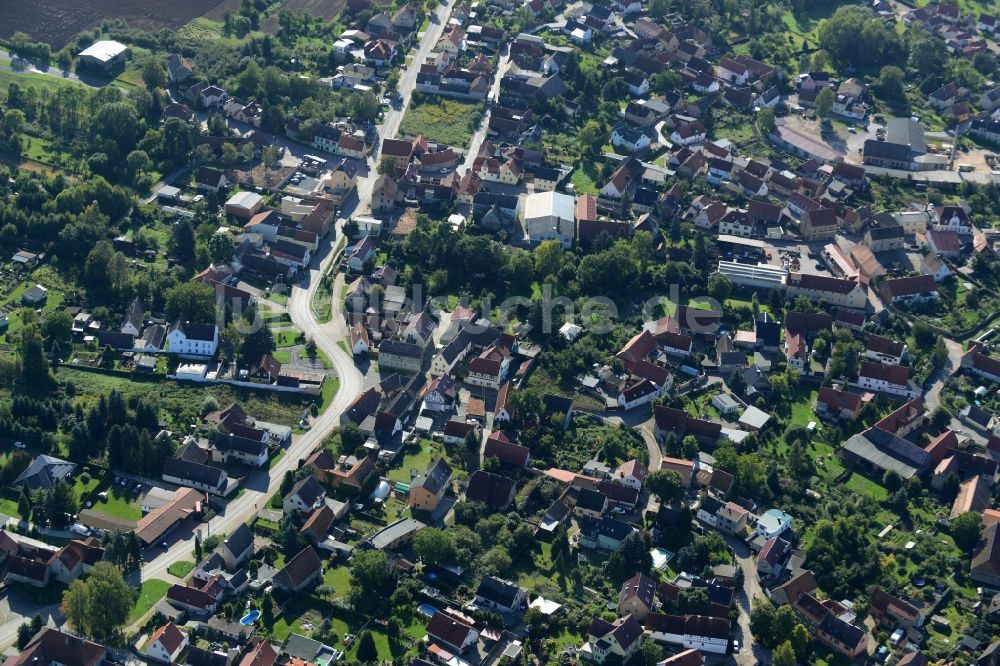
[576,487,607,513]
[222,523,254,559]
[475,575,525,608]
[411,458,452,495]
[283,633,323,660]
[842,427,930,479]
[886,117,926,153]
[124,296,145,331]
[289,476,325,506]
[14,455,76,491]
[379,339,423,358]
[162,456,226,489]
[367,517,426,550]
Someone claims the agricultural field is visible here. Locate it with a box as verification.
[259,0,348,31]
[399,95,484,147]
[0,0,239,48]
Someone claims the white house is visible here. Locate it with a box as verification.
[283,476,326,515]
[671,122,707,146]
[523,191,575,248]
[167,320,219,358]
[145,622,188,664]
[611,123,656,152]
[617,379,660,410]
[717,57,750,86]
[856,361,917,398]
[754,508,793,539]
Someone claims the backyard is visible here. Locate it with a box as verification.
[387,439,442,484]
[399,95,484,146]
[129,579,171,622]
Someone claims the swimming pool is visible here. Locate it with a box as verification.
[240,610,261,625]
[417,603,439,617]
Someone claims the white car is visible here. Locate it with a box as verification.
[733,639,741,654]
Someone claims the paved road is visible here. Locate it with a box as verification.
[0,50,90,86]
[723,533,769,666]
[461,51,512,174]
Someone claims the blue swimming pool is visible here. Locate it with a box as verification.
[418,603,439,618]
[240,610,261,625]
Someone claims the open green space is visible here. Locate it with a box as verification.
[386,439,443,484]
[55,367,316,428]
[167,561,195,578]
[128,579,171,622]
[399,95,483,146]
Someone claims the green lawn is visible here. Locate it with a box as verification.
[569,164,600,195]
[844,473,889,501]
[89,483,142,521]
[399,95,483,146]
[272,350,292,364]
[0,62,87,95]
[129,579,171,622]
[387,440,442,484]
[167,561,195,578]
[322,565,351,598]
[55,367,315,428]
[789,389,819,426]
[321,375,340,411]
[273,328,303,348]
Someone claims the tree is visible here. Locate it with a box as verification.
[874,65,905,101]
[165,282,216,323]
[377,158,396,176]
[356,631,377,663]
[142,59,166,91]
[635,640,663,666]
[170,219,196,264]
[645,469,684,502]
[43,310,73,345]
[209,233,234,264]
[815,86,834,119]
[951,511,983,551]
[707,272,732,303]
[17,490,30,520]
[61,562,137,640]
[17,324,51,389]
[533,240,563,278]
[772,640,796,666]
[16,622,32,650]
[194,533,203,562]
[791,624,810,662]
[349,550,389,612]
[749,602,777,648]
[479,545,513,575]
[413,528,456,566]
[577,120,607,155]
[221,142,239,168]
[280,470,295,497]
[757,106,776,135]
[260,592,274,627]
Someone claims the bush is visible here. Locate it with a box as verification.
[80,471,91,485]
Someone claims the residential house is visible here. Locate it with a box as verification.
[474,575,528,614]
[272,546,322,592]
[586,615,644,664]
[880,275,939,305]
[619,572,657,620]
[283,476,326,515]
[426,612,479,654]
[408,459,453,511]
[865,335,907,365]
[146,622,189,664]
[857,361,916,397]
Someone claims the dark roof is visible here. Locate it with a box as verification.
[289,476,325,507]
[223,523,254,559]
[465,470,515,509]
[163,456,226,489]
[273,546,322,590]
[171,319,216,342]
[475,575,524,608]
[576,487,608,513]
[411,458,453,494]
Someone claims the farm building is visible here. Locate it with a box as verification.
[77,41,128,71]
